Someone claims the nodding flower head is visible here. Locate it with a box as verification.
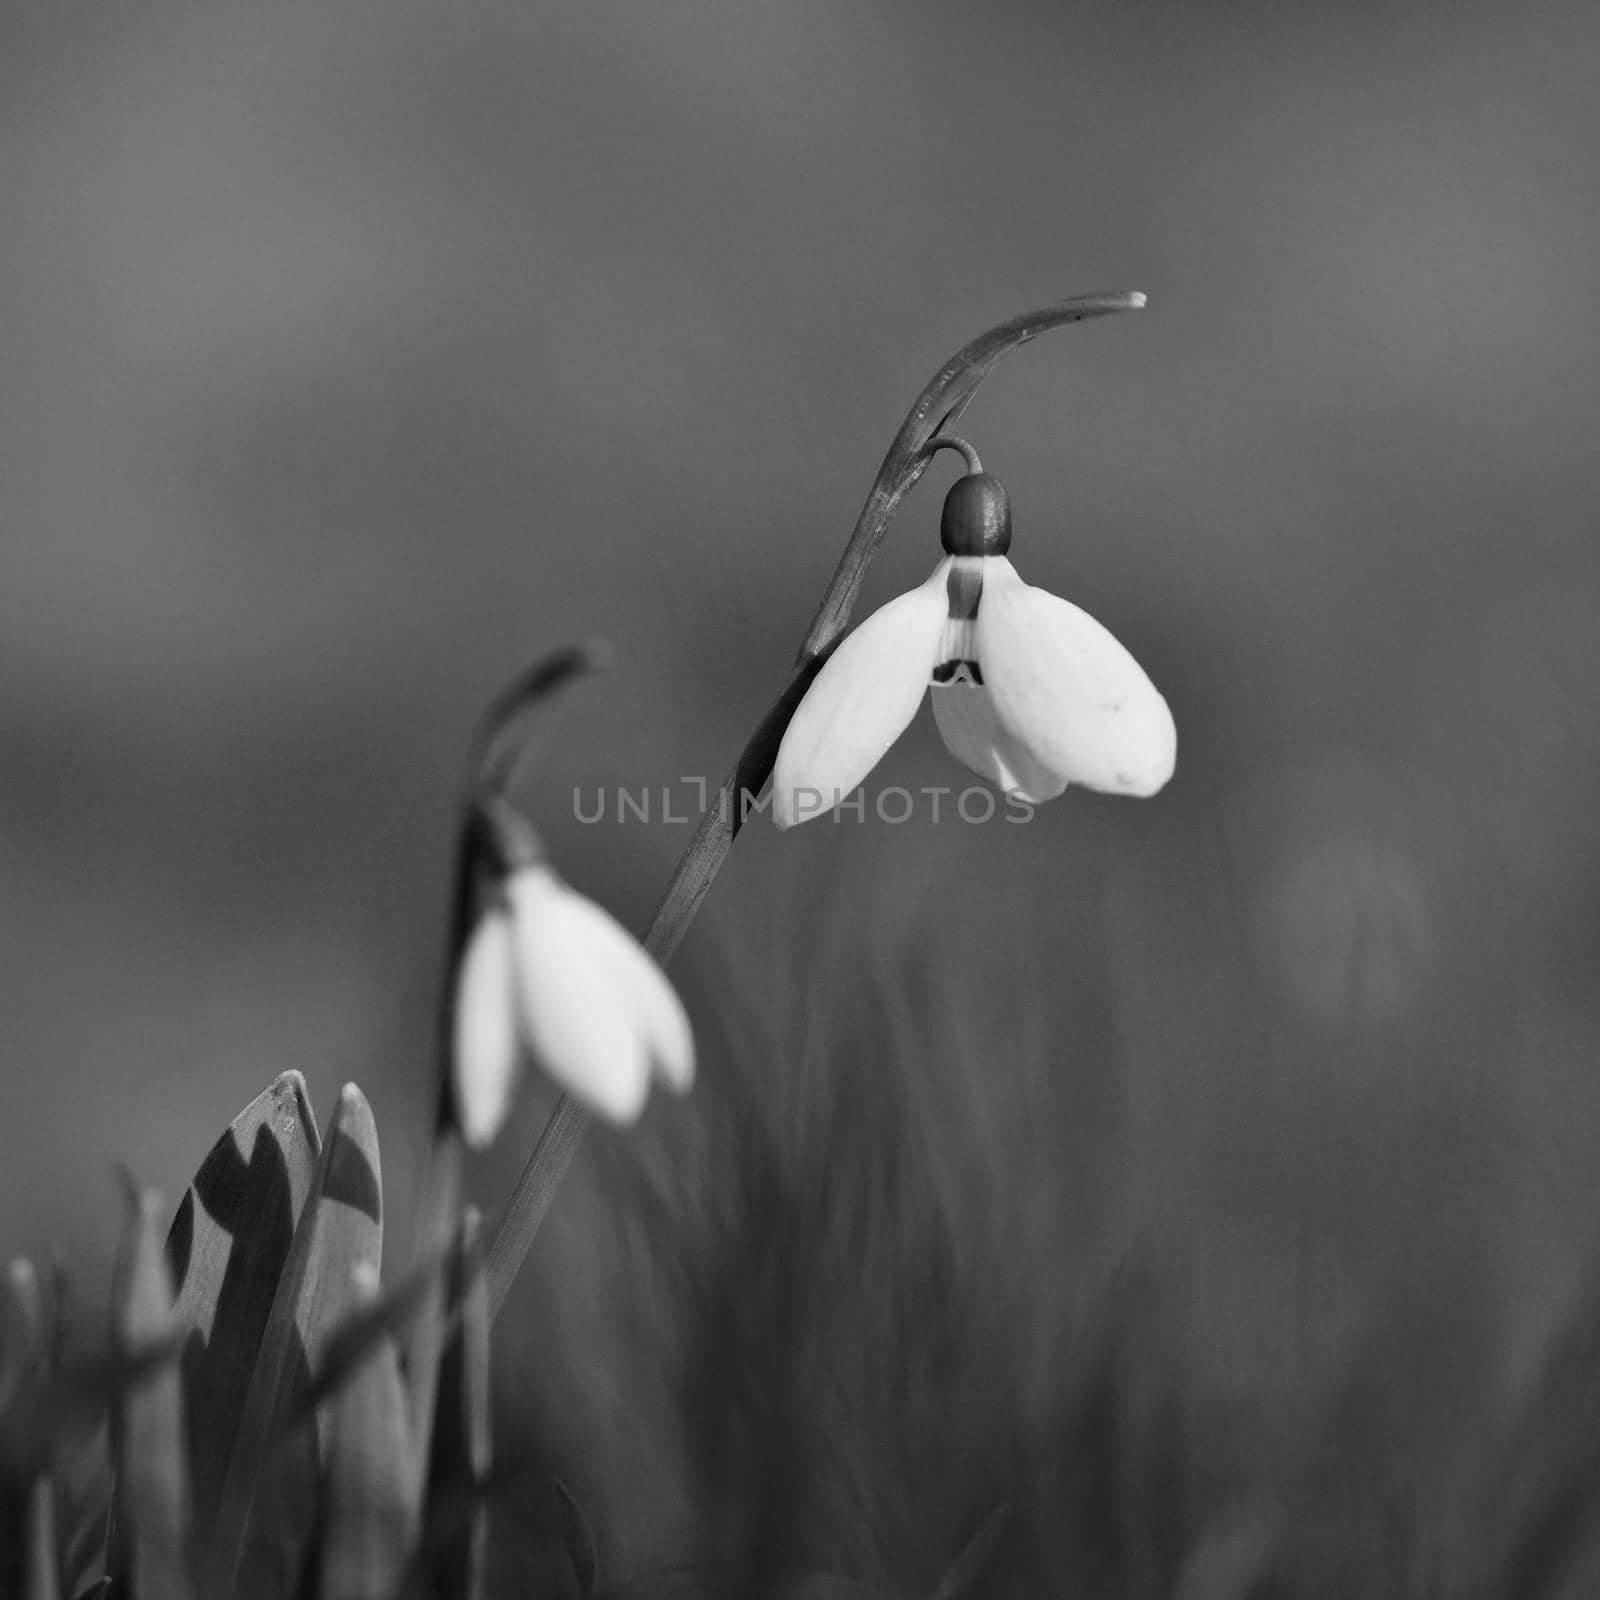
[772,457,1175,828]
[450,798,694,1145]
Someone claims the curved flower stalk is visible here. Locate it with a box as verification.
[772,444,1175,825]
[482,292,1151,1319]
[411,639,627,1481]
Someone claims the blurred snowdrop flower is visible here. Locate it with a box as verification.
[451,800,694,1143]
[773,468,1175,827]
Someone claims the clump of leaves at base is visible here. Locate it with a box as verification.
[1,1073,595,1600]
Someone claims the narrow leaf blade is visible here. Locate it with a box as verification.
[109,1188,194,1600]
[1,1259,47,1481]
[163,1071,321,1553]
[203,1083,383,1600]
[423,1209,490,1600]
[316,1268,419,1600]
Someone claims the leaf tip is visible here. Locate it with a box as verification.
[336,1081,369,1116]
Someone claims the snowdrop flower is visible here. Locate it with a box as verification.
[773,466,1175,827]
[450,804,694,1143]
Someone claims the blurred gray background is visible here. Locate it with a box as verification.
[3,0,1600,1577]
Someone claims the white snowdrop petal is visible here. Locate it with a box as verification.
[530,877,694,1095]
[451,908,524,1150]
[624,944,696,1093]
[506,871,655,1123]
[929,683,1069,803]
[976,557,1176,797]
[772,560,952,828]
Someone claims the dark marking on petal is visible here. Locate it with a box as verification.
[321,1124,383,1225]
[932,659,984,686]
[182,1123,298,1540]
[945,561,984,621]
[165,1190,195,1292]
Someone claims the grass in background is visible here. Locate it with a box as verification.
[486,845,1600,1599]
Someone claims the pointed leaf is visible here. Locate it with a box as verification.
[161,1071,321,1553]
[203,1083,383,1600]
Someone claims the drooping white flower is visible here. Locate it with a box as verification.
[772,471,1175,828]
[451,861,694,1144]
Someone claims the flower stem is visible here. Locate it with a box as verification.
[410,642,610,1444]
[403,1128,462,1483]
[920,434,985,475]
[482,290,1147,1321]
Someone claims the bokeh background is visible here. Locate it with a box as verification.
[4,1,1600,1590]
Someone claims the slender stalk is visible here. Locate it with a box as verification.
[483,291,1147,1319]
[403,1131,463,1484]
[413,645,609,1393]
[922,435,985,476]
[23,1477,57,1600]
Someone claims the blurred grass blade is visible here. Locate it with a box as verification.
[110,1186,194,1600]
[26,1475,59,1600]
[0,1257,117,1600]
[298,1236,464,1421]
[316,1265,419,1600]
[402,1132,462,1506]
[1470,1246,1600,1598]
[202,1082,383,1600]
[2,1259,53,1600]
[422,1208,490,1600]
[395,1455,539,1596]
[2,1254,50,1478]
[1171,1511,1277,1600]
[1,1259,47,1482]
[484,1103,583,1322]
[162,1071,321,1554]
[54,1417,111,1600]
[55,1338,187,1410]
[931,1502,1011,1599]
[49,1256,111,1600]
[554,1477,598,1596]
